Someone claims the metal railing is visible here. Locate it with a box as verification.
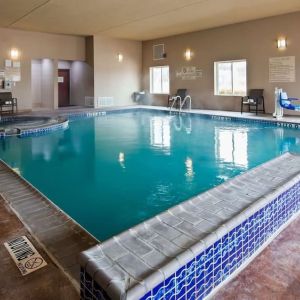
[169,95,181,112]
[180,95,192,112]
[169,95,192,113]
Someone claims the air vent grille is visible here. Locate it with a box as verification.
[153,44,165,60]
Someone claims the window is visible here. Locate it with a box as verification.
[150,66,170,94]
[214,60,247,96]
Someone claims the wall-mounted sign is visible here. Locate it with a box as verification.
[5,60,12,67]
[269,56,295,83]
[5,67,21,82]
[58,76,64,83]
[176,66,203,80]
[4,59,21,82]
[13,61,21,68]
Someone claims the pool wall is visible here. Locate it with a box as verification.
[0,116,69,138]
[79,152,300,300]
[63,106,300,129]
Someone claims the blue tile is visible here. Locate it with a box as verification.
[205,257,214,275]
[164,274,176,292]
[152,282,164,300]
[195,278,205,296]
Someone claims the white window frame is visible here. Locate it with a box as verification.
[214,59,247,97]
[149,66,170,95]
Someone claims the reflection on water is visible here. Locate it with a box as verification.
[215,128,248,168]
[172,114,192,134]
[150,116,171,149]
[185,157,195,181]
[118,152,125,169]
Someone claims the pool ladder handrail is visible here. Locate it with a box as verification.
[169,95,192,113]
[180,95,192,112]
[169,95,181,113]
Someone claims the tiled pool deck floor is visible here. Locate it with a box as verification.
[1,106,300,299]
[0,195,79,300]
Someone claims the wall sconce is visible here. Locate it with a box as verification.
[10,48,20,60]
[117,53,123,62]
[184,48,193,61]
[277,38,287,50]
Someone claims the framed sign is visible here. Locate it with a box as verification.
[269,56,296,83]
[176,66,203,80]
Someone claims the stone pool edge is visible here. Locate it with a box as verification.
[79,152,300,300]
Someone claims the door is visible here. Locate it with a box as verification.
[58,69,70,107]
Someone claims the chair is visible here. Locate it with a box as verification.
[167,89,187,108]
[241,89,265,115]
[0,92,18,115]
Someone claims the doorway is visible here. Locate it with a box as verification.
[58,69,70,107]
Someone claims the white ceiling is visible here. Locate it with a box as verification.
[1,0,300,40]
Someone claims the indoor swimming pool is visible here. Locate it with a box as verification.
[0,110,299,240]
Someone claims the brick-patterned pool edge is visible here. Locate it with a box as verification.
[79,153,300,300]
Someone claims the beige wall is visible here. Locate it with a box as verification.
[70,61,94,106]
[0,27,85,110]
[142,12,300,115]
[57,60,93,106]
[93,35,142,106]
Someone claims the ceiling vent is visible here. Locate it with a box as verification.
[153,44,166,60]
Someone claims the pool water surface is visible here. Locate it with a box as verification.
[0,110,299,240]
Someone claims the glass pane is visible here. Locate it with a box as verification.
[161,66,170,94]
[217,62,232,95]
[151,67,162,94]
[233,61,247,96]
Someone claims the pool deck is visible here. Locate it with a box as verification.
[0,195,79,300]
[1,105,300,299]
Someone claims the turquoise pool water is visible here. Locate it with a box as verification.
[0,110,299,240]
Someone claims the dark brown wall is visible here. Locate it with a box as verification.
[142,12,300,115]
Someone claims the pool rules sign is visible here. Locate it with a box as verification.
[269,56,296,83]
[4,236,47,276]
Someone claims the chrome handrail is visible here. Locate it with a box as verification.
[169,95,182,112]
[180,95,192,112]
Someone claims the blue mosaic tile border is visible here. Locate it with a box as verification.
[209,114,300,129]
[80,268,110,300]
[80,180,300,300]
[0,130,5,138]
[19,120,69,137]
[65,107,300,130]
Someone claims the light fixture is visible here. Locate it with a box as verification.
[117,53,123,62]
[277,38,287,50]
[10,48,20,60]
[184,48,193,61]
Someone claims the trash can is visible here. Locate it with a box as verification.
[132,91,146,104]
